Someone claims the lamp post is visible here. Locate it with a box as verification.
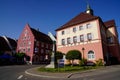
[82,47,85,59]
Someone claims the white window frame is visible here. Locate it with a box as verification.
[73,36,77,43]
[87,33,92,41]
[73,27,76,32]
[80,35,84,42]
[61,39,65,45]
[79,26,84,30]
[67,37,71,44]
[61,31,65,35]
[86,24,92,29]
[88,51,95,60]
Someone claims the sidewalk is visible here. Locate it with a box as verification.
[25,65,120,79]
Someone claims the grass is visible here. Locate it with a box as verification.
[37,66,101,73]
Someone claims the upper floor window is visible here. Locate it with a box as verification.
[73,36,77,43]
[34,47,39,53]
[61,39,65,45]
[46,44,49,48]
[28,41,31,45]
[80,35,84,42]
[41,49,44,54]
[36,41,39,46]
[86,24,92,29]
[41,42,44,47]
[107,37,114,44]
[73,27,76,32]
[79,26,84,30]
[87,33,92,41]
[28,48,30,52]
[67,37,71,44]
[61,31,65,35]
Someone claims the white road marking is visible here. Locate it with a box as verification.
[17,75,23,79]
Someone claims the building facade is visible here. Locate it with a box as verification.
[17,24,53,64]
[56,5,120,64]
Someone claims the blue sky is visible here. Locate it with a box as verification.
[0,0,120,41]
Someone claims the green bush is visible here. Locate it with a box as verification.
[80,58,87,66]
[96,59,104,66]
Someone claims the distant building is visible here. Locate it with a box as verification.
[16,24,53,64]
[0,36,17,55]
[56,4,120,64]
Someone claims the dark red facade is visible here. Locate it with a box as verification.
[17,24,53,64]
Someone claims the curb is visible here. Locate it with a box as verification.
[25,67,68,78]
[25,66,110,79]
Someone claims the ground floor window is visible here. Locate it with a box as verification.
[88,50,95,60]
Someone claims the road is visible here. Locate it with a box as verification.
[0,65,40,80]
[0,65,120,80]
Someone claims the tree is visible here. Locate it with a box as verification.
[55,51,63,60]
[15,52,25,64]
[55,51,64,65]
[66,50,81,66]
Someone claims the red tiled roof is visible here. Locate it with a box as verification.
[104,20,115,28]
[30,28,52,43]
[56,12,99,31]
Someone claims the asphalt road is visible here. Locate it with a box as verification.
[0,65,40,80]
[0,65,120,80]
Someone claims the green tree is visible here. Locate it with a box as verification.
[55,51,63,66]
[66,50,81,66]
[15,52,25,58]
[55,51,63,60]
[15,52,25,64]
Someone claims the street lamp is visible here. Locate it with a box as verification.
[82,47,85,59]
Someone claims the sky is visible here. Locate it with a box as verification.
[0,0,120,41]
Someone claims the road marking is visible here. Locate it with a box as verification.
[17,75,23,79]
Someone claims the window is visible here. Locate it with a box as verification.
[41,49,44,54]
[28,41,31,45]
[34,47,39,53]
[79,26,84,30]
[73,36,77,43]
[107,37,113,43]
[46,44,48,48]
[80,35,84,42]
[86,24,91,29]
[28,48,30,52]
[41,42,44,47]
[36,41,39,46]
[61,39,65,45]
[87,33,92,41]
[62,31,65,35]
[88,51,95,60]
[67,37,71,44]
[73,27,76,32]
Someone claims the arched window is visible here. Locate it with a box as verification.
[88,51,95,60]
